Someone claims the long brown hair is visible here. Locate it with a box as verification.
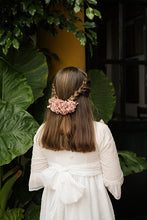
[41,66,95,152]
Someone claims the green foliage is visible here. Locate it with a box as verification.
[6,47,48,100]
[25,205,40,220]
[0,45,48,219]
[0,59,34,110]
[88,69,116,123]
[0,0,101,55]
[86,7,101,20]
[0,101,38,166]
[87,0,97,5]
[0,170,22,210]
[0,46,48,166]
[0,208,24,220]
[0,167,24,220]
[118,151,147,176]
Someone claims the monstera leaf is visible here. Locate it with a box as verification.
[0,59,34,110]
[0,101,38,166]
[88,69,116,123]
[7,46,48,100]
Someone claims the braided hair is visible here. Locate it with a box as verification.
[42,66,95,152]
[69,78,91,101]
[51,83,58,98]
[51,73,91,102]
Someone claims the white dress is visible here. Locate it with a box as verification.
[29,121,123,220]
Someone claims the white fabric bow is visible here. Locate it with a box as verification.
[40,164,85,205]
[40,162,102,220]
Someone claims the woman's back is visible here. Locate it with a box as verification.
[29,67,123,219]
[29,121,123,220]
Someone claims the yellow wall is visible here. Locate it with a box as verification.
[37,11,85,79]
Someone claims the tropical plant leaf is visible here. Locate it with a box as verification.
[88,69,116,123]
[86,7,94,20]
[0,59,34,110]
[0,170,22,210]
[0,101,39,166]
[87,0,97,5]
[7,46,48,100]
[0,208,24,220]
[25,205,40,220]
[118,150,147,176]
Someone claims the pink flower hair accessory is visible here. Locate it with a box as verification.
[47,97,78,115]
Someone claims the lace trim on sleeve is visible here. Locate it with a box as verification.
[103,173,124,200]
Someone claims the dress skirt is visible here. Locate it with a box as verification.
[29,122,124,220]
[39,169,115,220]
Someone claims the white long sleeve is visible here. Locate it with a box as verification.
[29,124,48,191]
[94,122,124,199]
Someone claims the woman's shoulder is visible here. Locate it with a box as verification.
[34,123,45,143]
[93,120,108,131]
[93,120,113,140]
[35,123,45,135]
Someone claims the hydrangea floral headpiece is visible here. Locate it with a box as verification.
[47,74,88,116]
[47,97,78,115]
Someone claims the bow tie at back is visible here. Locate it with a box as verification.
[40,162,102,219]
[40,162,101,204]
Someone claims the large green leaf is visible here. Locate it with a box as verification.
[118,150,147,176]
[88,69,116,123]
[7,47,48,100]
[0,59,34,110]
[0,208,24,220]
[0,101,39,166]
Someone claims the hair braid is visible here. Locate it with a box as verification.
[69,77,91,101]
[51,83,58,98]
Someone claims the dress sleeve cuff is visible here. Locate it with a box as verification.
[29,172,44,191]
[103,174,124,200]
